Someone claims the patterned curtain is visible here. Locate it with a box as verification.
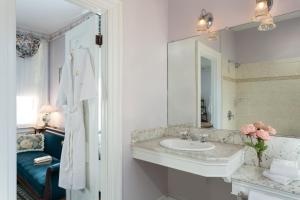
[16,31,41,58]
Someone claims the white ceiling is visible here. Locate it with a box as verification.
[16,0,88,35]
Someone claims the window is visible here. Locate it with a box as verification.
[17,95,39,126]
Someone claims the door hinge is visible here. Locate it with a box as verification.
[96,34,103,47]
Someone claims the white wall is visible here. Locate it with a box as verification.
[49,36,65,105]
[122,0,169,199]
[48,36,65,129]
[0,0,16,199]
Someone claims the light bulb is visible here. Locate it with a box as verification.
[254,0,269,21]
[256,1,267,10]
[197,18,208,32]
[198,18,207,26]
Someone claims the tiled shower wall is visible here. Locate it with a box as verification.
[222,57,300,137]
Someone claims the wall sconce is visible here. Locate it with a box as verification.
[254,0,273,21]
[197,9,214,32]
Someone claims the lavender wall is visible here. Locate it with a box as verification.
[122,0,169,199]
[234,17,300,64]
[168,169,235,200]
[168,0,300,41]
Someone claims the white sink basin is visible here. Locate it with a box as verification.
[160,138,215,151]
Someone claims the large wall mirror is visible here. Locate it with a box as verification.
[167,11,300,138]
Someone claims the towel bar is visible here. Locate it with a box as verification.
[237,192,248,200]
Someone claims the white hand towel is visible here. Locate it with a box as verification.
[263,170,293,185]
[270,159,299,178]
[248,191,283,200]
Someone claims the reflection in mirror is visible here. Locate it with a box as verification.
[167,11,300,138]
[200,57,212,127]
[168,38,222,129]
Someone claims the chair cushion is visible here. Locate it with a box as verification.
[17,151,60,197]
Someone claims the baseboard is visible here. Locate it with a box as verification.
[157,195,178,200]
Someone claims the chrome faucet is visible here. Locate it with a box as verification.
[200,134,208,143]
[180,130,191,140]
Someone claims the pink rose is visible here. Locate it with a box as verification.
[265,125,277,135]
[256,129,271,141]
[249,132,257,138]
[240,124,256,135]
[254,121,265,129]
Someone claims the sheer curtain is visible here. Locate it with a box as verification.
[16,39,49,127]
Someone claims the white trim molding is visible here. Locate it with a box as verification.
[66,1,124,200]
[0,0,16,199]
[0,0,123,200]
[94,2,123,200]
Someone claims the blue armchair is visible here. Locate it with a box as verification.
[17,128,66,200]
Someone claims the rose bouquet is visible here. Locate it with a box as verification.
[240,121,276,167]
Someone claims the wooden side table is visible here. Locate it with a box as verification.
[34,126,46,134]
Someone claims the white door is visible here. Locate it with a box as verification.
[65,15,101,200]
[196,40,222,129]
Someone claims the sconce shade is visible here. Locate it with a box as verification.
[254,0,273,21]
[208,31,218,41]
[258,14,276,31]
[197,18,208,32]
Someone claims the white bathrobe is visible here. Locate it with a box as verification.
[57,48,97,190]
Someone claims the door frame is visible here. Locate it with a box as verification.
[196,40,222,129]
[0,0,123,200]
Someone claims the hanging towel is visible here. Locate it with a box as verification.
[263,170,293,185]
[270,159,299,178]
[248,191,283,200]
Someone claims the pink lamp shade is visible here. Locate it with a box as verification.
[39,105,57,113]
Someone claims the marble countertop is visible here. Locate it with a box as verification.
[232,165,300,195]
[132,136,245,164]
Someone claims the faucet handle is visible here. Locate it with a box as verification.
[200,134,208,143]
[180,131,190,140]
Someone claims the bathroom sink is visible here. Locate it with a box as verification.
[160,138,215,151]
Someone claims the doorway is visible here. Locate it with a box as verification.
[201,57,213,128]
[16,1,101,199]
[196,40,222,129]
[0,0,122,200]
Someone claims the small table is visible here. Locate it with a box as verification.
[34,126,46,134]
